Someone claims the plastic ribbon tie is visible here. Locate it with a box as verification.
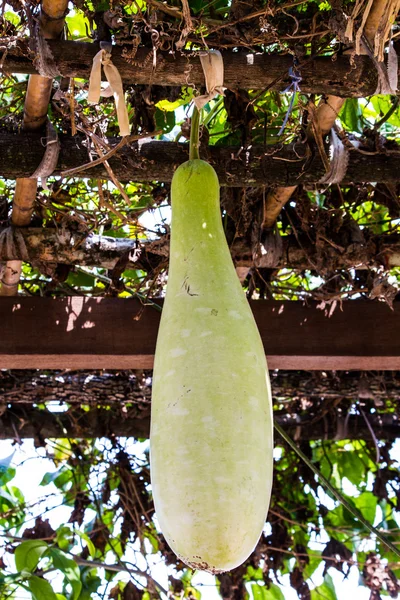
[194,50,225,110]
[88,43,130,137]
[318,129,349,185]
[29,119,60,189]
[278,67,302,136]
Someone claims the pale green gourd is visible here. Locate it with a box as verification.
[150,156,273,573]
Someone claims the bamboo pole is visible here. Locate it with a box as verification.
[0,0,68,296]
[261,0,397,232]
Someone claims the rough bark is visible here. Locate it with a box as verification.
[0,38,397,97]
[0,131,400,185]
[2,226,400,271]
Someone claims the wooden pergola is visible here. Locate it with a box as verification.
[2,5,400,600]
[0,0,399,443]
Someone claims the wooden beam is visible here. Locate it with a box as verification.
[0,132,400,186]
[0,38,397,97]
[0,298,399,370]
[2,227,400,271]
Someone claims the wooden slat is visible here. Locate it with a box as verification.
[0,298,399,370]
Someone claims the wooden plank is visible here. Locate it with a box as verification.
[0,298,399,370]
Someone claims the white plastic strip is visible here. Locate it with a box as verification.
[194,50,225,110]
[88,46,130,137]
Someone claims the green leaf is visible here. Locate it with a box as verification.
[155,107,176,134]
[51,468,73,491]
[15,540,48,573]
[245,565,264,581]
[40,469,64,487]
[336,450,365,487]
[66,10,91,40]
[28,575,58,600]
[4,10,21,26]
[251,583,285,600]
[56,526,73,552]
[74,530,96,558]
[67,270,95,288]
[0,451,15,486]
[156,88,193,112]
[340,99,362,133]
[48,549,82,600]
[353,491,377,525]
[311,574,338,600]
[370,96,400,127]
[304,550,322,579]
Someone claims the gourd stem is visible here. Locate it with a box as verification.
[189,106,201,161]
[274,421,400,558]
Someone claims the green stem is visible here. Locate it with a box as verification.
[274,420,400,558]
[373,96,399,132]
[189,106,201,161]
[202,96,224,127]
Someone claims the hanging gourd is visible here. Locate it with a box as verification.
[150,52,273,574]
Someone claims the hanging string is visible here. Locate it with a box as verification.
[278,66,302,136]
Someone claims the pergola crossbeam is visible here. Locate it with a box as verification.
[0,132,399,185]
[0,298,399,370]
[0,38,398,97]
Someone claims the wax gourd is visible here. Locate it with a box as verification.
[150,158,273,573]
